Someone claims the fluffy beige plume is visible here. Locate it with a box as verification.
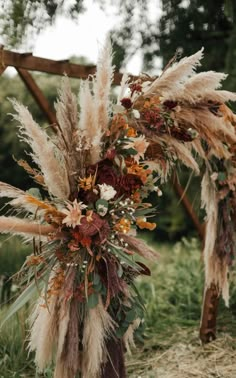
[201,89,236,103]
[143,48,204,97]
[0,216,55,236]
[56,268,76,360]
[29,294,59,370]
[200,170,229,304]
[166,71,227,103]
[55,77,80,192]
[82,297,115,378]
[79,80,101,164]
[159,135,200,174]
[55,77,78,147]
[0,181,26,200]
[121,234,159,261]
[173,107,236,160]
[117,72,129,104]
[11,101,70,199]
[123,318,141,355]
[0,182,55,215]
[93,38,114,133]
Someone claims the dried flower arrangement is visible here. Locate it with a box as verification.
[0,39,236,377]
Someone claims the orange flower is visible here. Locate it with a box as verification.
[126,127,137,137]
[127,163,151,184]
[136,217,156,231]
[79,175,93,191]
[132,191,141,203]
[114,218,131,233]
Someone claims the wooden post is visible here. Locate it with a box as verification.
[16,68,57,128]
[199,283,220,343]
[0,66,6,76]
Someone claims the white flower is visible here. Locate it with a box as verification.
[132,109,140,119]
[61,199,87,228]
[98,184,117,201]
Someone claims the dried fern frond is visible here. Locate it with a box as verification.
[16,159,45,186]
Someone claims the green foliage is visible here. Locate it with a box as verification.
[0,235,30,275]
[137,237,204,335]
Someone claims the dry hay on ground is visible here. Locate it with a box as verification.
[127,332,236,378]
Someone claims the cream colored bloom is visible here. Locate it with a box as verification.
[62,199,87,228]
[123,135,149,162]
[98,184,117,201]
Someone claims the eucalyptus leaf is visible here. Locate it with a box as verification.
[0,279,44,328]
[87,292,99,309]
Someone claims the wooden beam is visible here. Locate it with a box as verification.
[4,49,124,85]
[172,172,205,241]
[0,66,6,75]
[16,68,57,127]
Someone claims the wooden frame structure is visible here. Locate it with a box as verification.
[0,47,217,343]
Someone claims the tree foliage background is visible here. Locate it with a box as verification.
[1,0,236,239]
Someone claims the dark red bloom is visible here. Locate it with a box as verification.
[96,161,118,188]
[117,174,142,197]
[163,100,177,110]
[121,97,133,109]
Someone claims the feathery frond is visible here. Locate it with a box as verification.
[144,48,204,97]
[11,100,70,199]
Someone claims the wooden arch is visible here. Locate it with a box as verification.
[0,46,216,343]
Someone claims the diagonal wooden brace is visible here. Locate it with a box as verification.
[16,68,57,129]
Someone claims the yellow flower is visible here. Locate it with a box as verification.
[114,218,131,233]
[79,175,93,191]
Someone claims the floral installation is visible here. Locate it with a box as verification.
[0,40,236,377]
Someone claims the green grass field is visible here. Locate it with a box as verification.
[0,236,236,377]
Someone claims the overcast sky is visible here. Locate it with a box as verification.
[2,0,162,76]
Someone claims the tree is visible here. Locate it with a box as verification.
[158,0,236,90]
